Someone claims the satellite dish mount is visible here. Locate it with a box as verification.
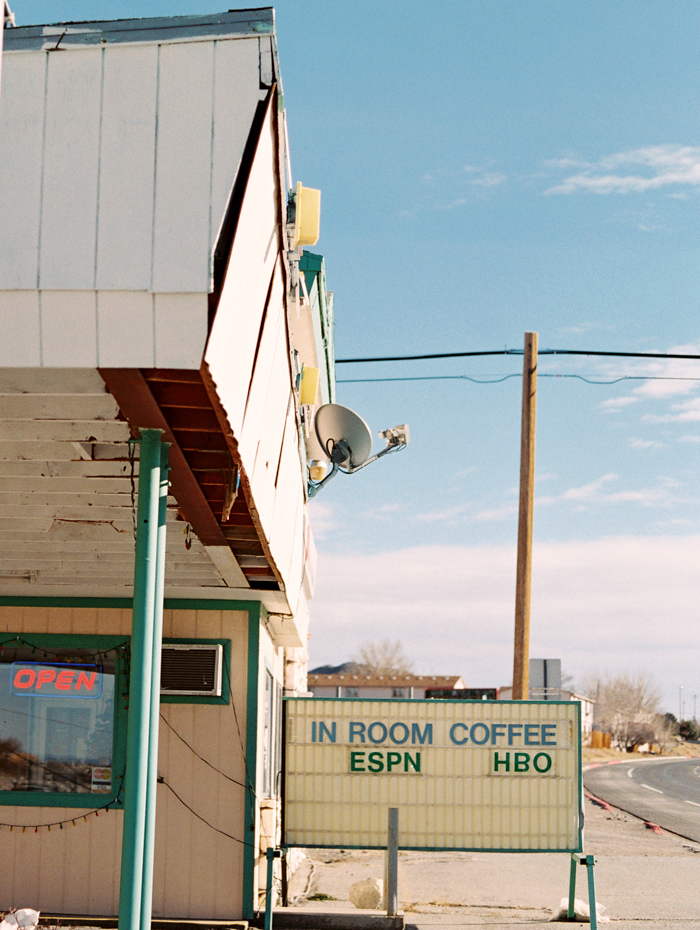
[308,404,409,498]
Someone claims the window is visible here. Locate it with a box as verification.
[0,635,127,808]
[344,687,359,698]
[392,688,406,698]
[262,669,282,798]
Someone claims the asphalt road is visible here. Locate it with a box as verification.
[584,757,700,842]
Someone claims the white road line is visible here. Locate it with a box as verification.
[685,800,700,808]
[641,783,663,794]
[628,768,635,777]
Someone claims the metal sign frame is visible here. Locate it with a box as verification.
[283,697,583,854]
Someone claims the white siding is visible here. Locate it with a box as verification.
[210,38,262,248]
[0,291,41,365]
[0,37,262,295]
[0,291,207,368]
[40,48,102,290]
[151,42,214,293]
[204,101,279,438]
[96,44,159,291]
[0,53,45,289]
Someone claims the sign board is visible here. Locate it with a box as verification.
[10,662,103,698]
[284,698,582,852]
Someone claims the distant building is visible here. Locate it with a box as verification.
[308,673,467,699]
[426,687,499,700]
[498,686,595,736]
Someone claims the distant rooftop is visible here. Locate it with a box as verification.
[308,673,466,689]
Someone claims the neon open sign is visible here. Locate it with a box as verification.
[10,662,103,698]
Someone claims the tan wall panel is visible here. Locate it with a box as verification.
[0,605,249,919]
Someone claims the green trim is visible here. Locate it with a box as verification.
[281,843,582,853]
[160,639,231,705]
[0,597,134,608]
[284,696,579,705]
[0,597,268,612]
[0,633,128,809]
[576,699,583,853]
[242,602,262,921]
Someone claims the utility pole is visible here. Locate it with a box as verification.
[513,331,538,700]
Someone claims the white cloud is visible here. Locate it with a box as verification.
[473,503,518,522]
[545,145,700,195]
[309,536,700,711]
[415,502,473,523]
[628,437,664,450]
[470,172,506,188]
[308,500,336,539]
[536,473,678,509]
[594,344,700,418]
[644,396,700,423]
[600,395,640,411]
[679,434,700,443]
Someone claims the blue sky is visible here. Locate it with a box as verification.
[13,2,700,714]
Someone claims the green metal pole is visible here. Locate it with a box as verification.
[567,854,577,919]
[141,442,170,930]
[585,857,598,930]
[118,430,164,930]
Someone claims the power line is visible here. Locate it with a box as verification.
[337,373,700,385]
[336,348,700,364]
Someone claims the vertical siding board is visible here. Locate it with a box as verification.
[162,704,195,915]
[0,292,41,365]
[152,42,214,294]
[209,38,262,255]
[96,44,158,290]
[98,292,156,367]
[0,53,46,288]
[269,408,305,588]
[188,720,220,913]
[249,329,294,530]
[237,269,284,469]
[154,293,208,369]
[204,110,278,438]
[40,48,102,290]
[41,291,98,367]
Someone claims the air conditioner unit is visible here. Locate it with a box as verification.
[160,644,224,697]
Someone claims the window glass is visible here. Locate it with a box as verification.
[0,646,116,796]
[262,669,282,798]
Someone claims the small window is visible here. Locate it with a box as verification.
[344,687,359,698]
[0,635,126,808]
[262,669,282,798]
[392,688,406,698]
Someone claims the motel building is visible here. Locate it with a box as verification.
[0,9,333,924]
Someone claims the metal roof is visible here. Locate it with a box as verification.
[2,9,273,50]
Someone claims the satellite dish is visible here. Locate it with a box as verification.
[314,404,373,470]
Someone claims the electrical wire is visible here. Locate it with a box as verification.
[159,777,256,848]
[337,373,700,385]
[158,712,246,789]
[336,347,700,364]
